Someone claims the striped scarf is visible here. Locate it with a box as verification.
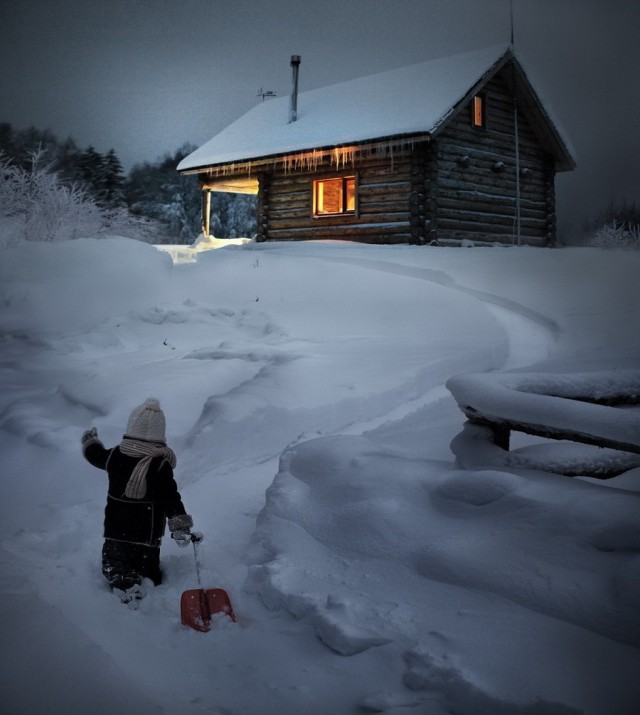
[119,437,177,499]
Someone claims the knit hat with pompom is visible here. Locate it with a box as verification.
[125,398,166,443]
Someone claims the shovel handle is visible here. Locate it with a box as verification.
[191,535,204,587]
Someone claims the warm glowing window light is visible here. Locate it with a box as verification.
[313,176,355,216]
[472,95,485,128]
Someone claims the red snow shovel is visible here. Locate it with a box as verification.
[180,534,236,632]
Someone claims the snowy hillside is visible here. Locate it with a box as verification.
[1,237,639,715]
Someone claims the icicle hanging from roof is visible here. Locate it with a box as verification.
[200,135,429,181]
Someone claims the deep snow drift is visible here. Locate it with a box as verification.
[1,237,639,715]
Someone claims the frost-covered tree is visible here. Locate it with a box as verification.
[209,192,257,239]
[592,220,640,249]
[225,194,258,238]
[0,148,102,243]
[579,200,640,248]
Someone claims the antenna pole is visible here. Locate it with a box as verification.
[510,0,515,47]
[514,91,521,246]
[509,0,522,246]
[510,1,521,245]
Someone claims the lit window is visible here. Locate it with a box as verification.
[313,176,356,216]
[472,94,485,128]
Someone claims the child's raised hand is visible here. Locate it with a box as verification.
[81,427,98,445]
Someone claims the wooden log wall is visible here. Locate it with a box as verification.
[257,152,414,244]
[435,69,556,246]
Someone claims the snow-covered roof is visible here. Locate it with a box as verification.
[178,44,574,174]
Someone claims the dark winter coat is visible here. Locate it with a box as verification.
[83,441,187,547]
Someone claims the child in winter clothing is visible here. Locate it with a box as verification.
[82,398,194,601]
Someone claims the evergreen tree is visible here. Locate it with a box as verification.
[102,149,126,208]
[56,136,83,184]
[77,146,106,203]
[0,122,16,158]
[125,143,202,241]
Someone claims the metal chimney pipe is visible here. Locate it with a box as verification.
[288,55,301,123]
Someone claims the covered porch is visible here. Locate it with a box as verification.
[200,176,259,239]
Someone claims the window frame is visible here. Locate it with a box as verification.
[312,174,358,218]
[471,93,487,130]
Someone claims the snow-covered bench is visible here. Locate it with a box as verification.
[446,370,640,478]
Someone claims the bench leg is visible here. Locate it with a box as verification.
[491,425,510,451]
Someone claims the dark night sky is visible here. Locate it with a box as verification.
[1,0,638,238]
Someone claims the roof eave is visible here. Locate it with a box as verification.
[511,59,577,172]
[177,132,434,176]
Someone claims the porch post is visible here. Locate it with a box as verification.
[202,190,211,237]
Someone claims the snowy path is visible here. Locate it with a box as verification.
[279,247,560,339]
[327,257,558,436]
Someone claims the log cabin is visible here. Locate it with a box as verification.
[177,45,575,246]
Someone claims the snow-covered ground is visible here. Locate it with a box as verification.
[1,237,639,715]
